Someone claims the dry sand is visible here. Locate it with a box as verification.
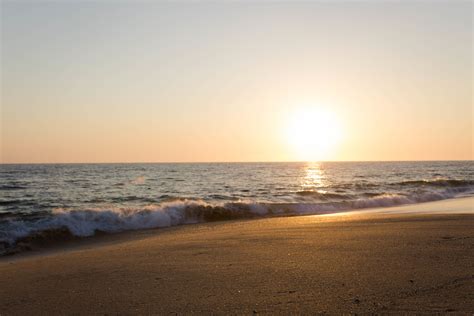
[1,197,473,314]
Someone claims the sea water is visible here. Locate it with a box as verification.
[1,161,473,248]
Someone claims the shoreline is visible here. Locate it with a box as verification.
[0,197,473,313]
[329,195,474,216]
[2,196,473,259]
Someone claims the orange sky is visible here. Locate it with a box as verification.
[1,2,472,163]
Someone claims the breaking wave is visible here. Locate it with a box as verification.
[1,187,472,255]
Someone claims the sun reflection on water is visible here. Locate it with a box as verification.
[301,162,326,190]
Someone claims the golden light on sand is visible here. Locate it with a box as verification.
[286,107,342,161]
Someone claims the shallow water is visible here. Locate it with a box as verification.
[1,161,473,246]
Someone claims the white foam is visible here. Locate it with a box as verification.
[1,189,472,246]
[0,200,212,244]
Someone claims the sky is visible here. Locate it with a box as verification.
[1,1,472,163]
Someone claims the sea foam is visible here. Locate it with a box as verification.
[1,187,472,253]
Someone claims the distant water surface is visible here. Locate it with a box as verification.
[1,161,473,249]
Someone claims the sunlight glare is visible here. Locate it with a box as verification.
[286,107,342,161]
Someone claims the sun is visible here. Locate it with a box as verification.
[286,107,342,161]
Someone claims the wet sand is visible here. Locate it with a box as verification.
[1,198,473,314]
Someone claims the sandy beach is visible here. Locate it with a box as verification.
[3,0,472,314]
[1,197,473,314]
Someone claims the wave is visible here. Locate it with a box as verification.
[392,179,474,187]
[0,200,23,206]
[0,201,261,244]
[1,188,472,255]
[295,191,351,200]
[0,184,28,190]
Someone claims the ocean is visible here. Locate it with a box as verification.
[1,161,473,252]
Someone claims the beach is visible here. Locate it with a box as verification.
[2,0,472,314]
[0,197,473,314]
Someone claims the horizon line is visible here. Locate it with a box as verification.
[1,159,473,165]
